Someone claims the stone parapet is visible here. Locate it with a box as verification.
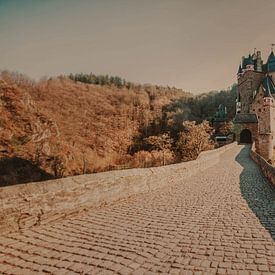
[0,142,237,234]
[250,144,275,186]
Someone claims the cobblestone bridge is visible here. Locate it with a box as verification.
[0,145,275,274]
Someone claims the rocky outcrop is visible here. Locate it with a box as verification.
[0,142,237,234]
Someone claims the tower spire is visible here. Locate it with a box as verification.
[237,63,242,74]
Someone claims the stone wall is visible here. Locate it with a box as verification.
[234,122,258,144]
[238,70,264,113]
[250,144,275,186]
[0,142,237,234]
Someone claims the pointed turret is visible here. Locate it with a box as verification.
[237,64,242,79]
[267,50,275,72]
[246,54,254,70]
[262,75,275,97]
[240,53,255,72]
[237,64,242,74]
[267,50,275,62]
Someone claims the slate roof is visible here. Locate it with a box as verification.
[242,57,250,69]
[267,51,275,72]
[262,75,275,96]
[239,51,275,73]
[237,64,242,74]
[262,63,268,72]
[213,117,227,122]
[233,113,258,124]
[247,54,254,65]
[267,50,275,62]
[241,54,255,70]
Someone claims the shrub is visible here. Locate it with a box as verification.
[176,121,214,161]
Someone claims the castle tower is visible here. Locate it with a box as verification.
[234,52,265,145]
[237,53,265,113]
[253,76,275,160]
[246,54,254,71]
[234,49,275,161]
[258,92,274,160]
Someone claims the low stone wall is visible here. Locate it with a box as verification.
[250,146,275,186]
[0,142,237,234]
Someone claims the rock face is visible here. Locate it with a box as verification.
[0,142,236,234]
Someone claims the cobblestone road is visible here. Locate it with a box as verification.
[0,145,275,275]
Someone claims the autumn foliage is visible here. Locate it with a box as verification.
[176,121,214,161]
[0,71,230,185]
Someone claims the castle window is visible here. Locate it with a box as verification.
[258,108,261,112]
[258,116,260,119]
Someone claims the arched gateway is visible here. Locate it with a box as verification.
[240,129,252,143]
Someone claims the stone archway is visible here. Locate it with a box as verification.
[240,129,252,144]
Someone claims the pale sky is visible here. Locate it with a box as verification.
[1,0,275,93]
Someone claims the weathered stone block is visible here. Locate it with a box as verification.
[0,142,237,234]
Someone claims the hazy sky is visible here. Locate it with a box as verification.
[1,0,275,93]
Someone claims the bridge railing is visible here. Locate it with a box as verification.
[0,142,237,234]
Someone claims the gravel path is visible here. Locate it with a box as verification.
[0,145,274,274]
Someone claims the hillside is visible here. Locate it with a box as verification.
[0,72,237,186]
[0,73,193,185]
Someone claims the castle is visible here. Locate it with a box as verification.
[234,49,275,161]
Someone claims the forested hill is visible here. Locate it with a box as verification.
[186,84,237,121]
[0,71,236,186]
[68,72,237,122]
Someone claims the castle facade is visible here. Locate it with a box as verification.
[234,49,275,161]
